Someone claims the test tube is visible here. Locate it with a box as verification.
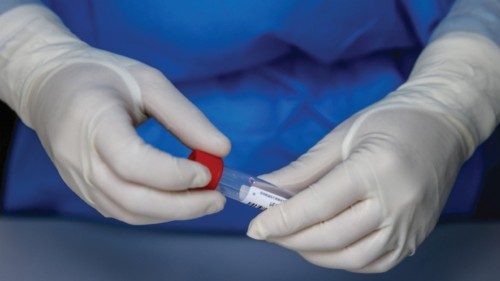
[217,167,293,209]
[189,150,293,210]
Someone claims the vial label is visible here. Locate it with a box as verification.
[241,185,287,210]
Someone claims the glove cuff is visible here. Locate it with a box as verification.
[388,32,500,157]
[0,4,85,126]
[0,5,144,128]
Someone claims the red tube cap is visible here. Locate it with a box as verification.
[188,150,224,190]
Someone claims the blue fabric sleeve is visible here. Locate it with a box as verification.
[431,0,500,45]
[0,0,41,15]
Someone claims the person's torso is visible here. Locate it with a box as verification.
[6,0,486,233]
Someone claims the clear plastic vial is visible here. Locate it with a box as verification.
[216,168,293,210]
[189,150,293,210]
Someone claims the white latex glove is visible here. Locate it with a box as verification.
[247,26,500,276]
[0,5,230,224]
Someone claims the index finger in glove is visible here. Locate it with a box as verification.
[268,199,382,252]
[258,124,348,194]
[94,108,212,191]
[130,66,231,157]
[247,161,368,240]
[87,158,225,224]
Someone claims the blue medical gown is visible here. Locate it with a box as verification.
[4,0,488,232]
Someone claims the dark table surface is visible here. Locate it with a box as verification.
[0,217,499,281]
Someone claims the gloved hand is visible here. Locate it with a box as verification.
[247,32,500,273]
[0,5,230,224]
